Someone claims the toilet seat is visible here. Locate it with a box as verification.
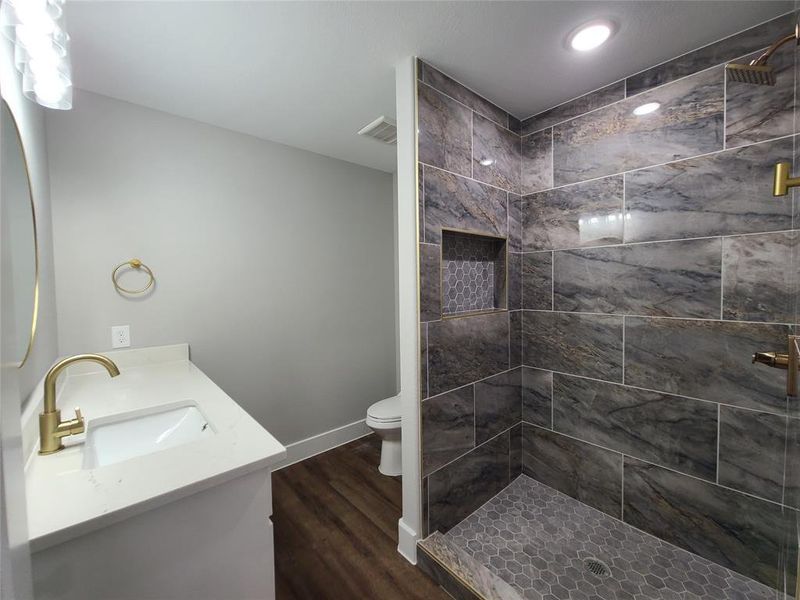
[367,396,401,424]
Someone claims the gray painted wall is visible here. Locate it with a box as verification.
[1,31,60,598]
[46,90,397,445]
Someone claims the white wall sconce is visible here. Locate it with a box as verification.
[0,0,72,109]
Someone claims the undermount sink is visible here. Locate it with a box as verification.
[82,404,214,469]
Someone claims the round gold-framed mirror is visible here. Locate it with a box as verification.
[1,99,40,368]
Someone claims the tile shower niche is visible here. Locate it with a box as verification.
[441,229,507,317]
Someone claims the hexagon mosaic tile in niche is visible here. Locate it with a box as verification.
[441,230,506,315]
[444,475,776,600]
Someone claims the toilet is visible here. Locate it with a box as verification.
[366,395,402,476]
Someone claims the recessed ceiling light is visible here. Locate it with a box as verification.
[568,19,615,52]
[633,102,661,116]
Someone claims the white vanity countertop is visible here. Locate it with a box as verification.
[24,344,286,552]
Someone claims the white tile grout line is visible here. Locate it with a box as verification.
[426,422,520,479]
[620,454,625,521]
[722,65,727,151]
[621,315,626,385]
[423,131,797,205]
[417,64,512,133]
[521,364,790,419]
[719,238,725,320]
[518,227,799,255]
[715,403,721,485]
[549,127,554,189]
[549,251,554,310]
[518,307,796,328]
[470,110,474,180]
[519,419,796,510]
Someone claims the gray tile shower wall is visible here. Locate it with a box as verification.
[417,59,524,537]
[512,12,799,591]
[418,11,799,588]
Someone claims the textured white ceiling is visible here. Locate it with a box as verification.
[65,1,792,172]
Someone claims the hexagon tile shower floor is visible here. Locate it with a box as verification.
[443,475,775,600]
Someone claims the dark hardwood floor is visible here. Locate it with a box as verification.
[273,435,451,600]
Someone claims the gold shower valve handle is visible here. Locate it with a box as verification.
[752,351,789,369]
[772,162,800,196]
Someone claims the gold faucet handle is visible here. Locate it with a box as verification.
[74,407,83,423]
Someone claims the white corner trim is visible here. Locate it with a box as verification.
[270,418,371,471]
[397,518,418,564]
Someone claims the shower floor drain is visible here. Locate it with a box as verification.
[585,558,611,578]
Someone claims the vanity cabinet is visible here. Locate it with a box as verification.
[31,468,276,600]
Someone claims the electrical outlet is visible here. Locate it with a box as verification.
[111,325,130,348]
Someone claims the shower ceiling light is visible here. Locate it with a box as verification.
[568,19,615,52]
[0,0,72,110]
[633,102,661,116]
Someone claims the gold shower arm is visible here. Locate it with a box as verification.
[751,28,799,66]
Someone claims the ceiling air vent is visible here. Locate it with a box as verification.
[358,116,397,145]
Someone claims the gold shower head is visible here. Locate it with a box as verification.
[725,63,776,86]
[725,24,798,86]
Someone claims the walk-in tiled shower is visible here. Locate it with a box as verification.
[416,10,799,599]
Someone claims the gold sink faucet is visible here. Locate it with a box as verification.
[39,354,120,455]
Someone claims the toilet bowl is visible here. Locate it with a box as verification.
[366,395,402,476]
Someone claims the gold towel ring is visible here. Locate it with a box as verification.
[112,258,155,295]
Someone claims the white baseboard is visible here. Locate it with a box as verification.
[271,418,371,471]
[397,518,419,564]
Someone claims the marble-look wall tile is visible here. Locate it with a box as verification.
[553,67,724,185]
[419,164,425,242]
[472,113,520,193]
[428,312,509,396]
[786,421,800,509]
[625,137,794,243]
[553,238,722,318]
[553,374,718,480]
[625,13,796,97]
[522,424,622,517]
[522,252,552,310]
[726,45,795,148]
[520,129,552,195]
[422,386,476,476]
[625,317,789,413]
[520,81,625,134]
[475,368,522,445]
[424,167,508,244]
[523,176,623,251]
[522,367,552,428]
[418,59,509,128]
[418,82,472,177]
[420,243,442,322]
[421,324,429,399]
[522,311,623,381]
[718,406,788,503]
[510,424,522,477]
[507,193,522,253]
[509,311,522,368]
[723,231,798,323]
[508,115,522,135]
[507,253,521,311]
[623,458,791,588]
[429,432,511,533]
